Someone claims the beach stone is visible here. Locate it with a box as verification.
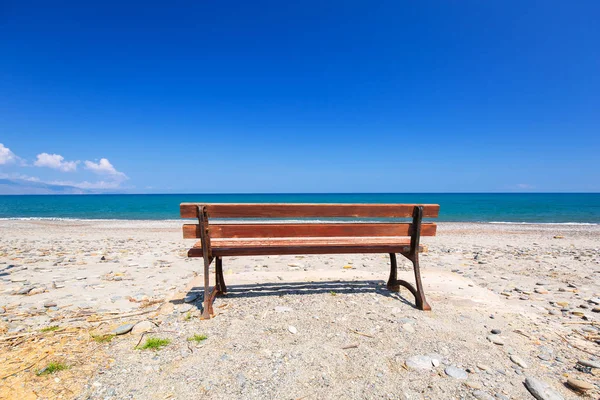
[577,359,600,369]
[112,324,134,335]
[131,320,155,334]
[16,286,33,295]
[473,390,494,400]
[402,323,415,333]
[571,311,584,317]
[184,293,199,303]
[566,378,594,392]
[477,364,490,371]
[510,355,528,369]
[524,377,564,400]
[43,300,57,308]
[423,353,442,368]
[592,307,600,313]
[491,329,501,334]
[405,355,433,370]
[445,365,468,379]
[538,353,552,361]
[178,304,193,313]
[465,381,482,390]
[29,287,46,295]
[274,306,293,313]
[487,335,505,345]
[288,325,297,334]
[589,297,600,305]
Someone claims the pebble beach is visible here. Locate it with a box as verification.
[1,219,599,399]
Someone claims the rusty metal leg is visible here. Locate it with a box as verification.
[215,256,227,295]
[201,257,215,319]
[387,253,400,292]
[411,253,431,311]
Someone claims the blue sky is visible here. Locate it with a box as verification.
[1,1,599,193]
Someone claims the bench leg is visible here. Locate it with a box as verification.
[201,257,215,319]
[410,254,431,311]
[387,253,400,292]
[215,256,227,294]
[387,252,431,311]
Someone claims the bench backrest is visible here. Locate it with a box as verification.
[180,203,439,239]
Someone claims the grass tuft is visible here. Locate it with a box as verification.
[330,291,337,296]
[184,312,192,321]
[40,325,60,332]
[137,337,171,350]
[187,334,207,343]
[92,334,115,343]
[37,362,69,376]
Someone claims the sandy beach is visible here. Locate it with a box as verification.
[1,220,599,399]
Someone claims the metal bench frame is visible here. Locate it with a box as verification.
[188,204,433,319]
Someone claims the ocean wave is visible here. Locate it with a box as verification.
[488,221,598,226]
[0,217,182,222]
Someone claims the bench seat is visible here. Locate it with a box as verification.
[188,237,422,257]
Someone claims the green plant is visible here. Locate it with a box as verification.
[40,325,60,332]
[92,334,115,343]
[330,291,337,296]
[37,362,69,376]
[184,312,192,321]
[137,337,171,350]
[187,334,207,343]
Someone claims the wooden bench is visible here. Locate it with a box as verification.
[180,203,439,319]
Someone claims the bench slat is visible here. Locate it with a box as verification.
[180,203,440,219]
[187,237,419,257]
[182,222,436,239]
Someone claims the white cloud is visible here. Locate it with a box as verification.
[48,180,123,189]
[34,153,79,172]
[0,143,18,165]
[0,172,40,182]
[84,158,128,181]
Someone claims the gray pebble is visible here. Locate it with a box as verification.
[112,324,134,335]
[577,359,600,369]
[473,390,494,400]
[538,353,552,361]
[405,355,433,370]
[510,355,528,369]
[445,365,468,379]
[16,286,33,295]
[524,377,564,400]
[179,304,193,313]
[487,335,505,345]
[184,293,199,303]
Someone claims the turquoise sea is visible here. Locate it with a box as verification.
[0,194,599,224]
